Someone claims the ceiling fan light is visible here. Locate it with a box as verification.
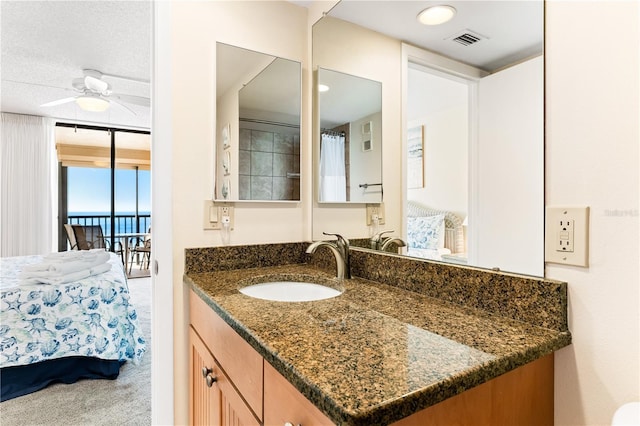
[76,95,110,112]
[417,5,456,26]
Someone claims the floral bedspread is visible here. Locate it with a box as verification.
[0,254,146,368]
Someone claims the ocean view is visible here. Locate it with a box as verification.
[68,211,151,236]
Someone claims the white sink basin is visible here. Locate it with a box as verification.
[239,281,342,302]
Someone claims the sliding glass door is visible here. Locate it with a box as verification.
[57,124,151,257]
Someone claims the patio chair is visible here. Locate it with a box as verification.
[66,224,124,262]
[128,236,151,274]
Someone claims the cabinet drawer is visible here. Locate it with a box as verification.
[264,362,334,426]
[190,290,263,419]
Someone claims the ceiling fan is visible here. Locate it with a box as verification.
[40,69,150,115]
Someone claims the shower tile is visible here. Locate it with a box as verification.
[273,153,292,177]
[272,177,292,200]
[251,130,274,152]
[293,134,300,155]
[274,134,294,154]
[239,128,251,151]
[251,176,272,200]
[239,175,250,200]
[239,150,251,175]
[251,151,273,176]
[293,154,300,173]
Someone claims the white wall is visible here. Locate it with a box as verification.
[473,55,544,276]
[406,66,468,219]
[407,107,469,218]
[167,2,309,423]
[547,2,640,425]
[349,111,382,203]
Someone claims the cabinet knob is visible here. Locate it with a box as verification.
[284,423,301,426]
[201,367,212,378]
[205,373,217,388]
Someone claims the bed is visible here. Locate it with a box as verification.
[406,201,465,261]
[0,251,146,401]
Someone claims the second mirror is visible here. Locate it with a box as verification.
[316,68,382,203]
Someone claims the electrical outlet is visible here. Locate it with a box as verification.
[545,206,589,267]
[218,205,234,230]
[203,201,234,230]
[366,203,385,226]
[556,219,574,252]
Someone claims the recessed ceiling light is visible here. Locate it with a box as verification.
[318,84,330,93]
[417,5,456,26]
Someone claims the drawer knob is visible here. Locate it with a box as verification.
[201,367,212,378]
[205,373,217,388]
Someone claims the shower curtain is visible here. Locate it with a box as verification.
[319,133,346,202]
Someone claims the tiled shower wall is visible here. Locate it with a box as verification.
[239,128,300,200]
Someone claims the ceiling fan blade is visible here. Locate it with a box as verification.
[110,99,138,116]
[40,97,76,107]
[111,93,150,107]
[84,75,109,93]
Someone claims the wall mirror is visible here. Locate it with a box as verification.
[317,67,382,203]
[312,1,544,277]
[216,42,301,201]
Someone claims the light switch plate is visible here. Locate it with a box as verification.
[203,200,217,230]
[545,206,589,267]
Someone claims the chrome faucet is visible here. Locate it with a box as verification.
[306,232,351,279]
[380,237,407,252]
[370,230,406,252]
[370,230,394,250]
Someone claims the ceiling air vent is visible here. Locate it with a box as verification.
[446,29,487,47]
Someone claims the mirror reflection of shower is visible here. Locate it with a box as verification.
[215,42,301,201]
[317,68,382,203]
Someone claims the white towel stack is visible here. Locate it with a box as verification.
[21,249,113,285]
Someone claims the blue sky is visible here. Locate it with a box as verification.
[68,167,151,213]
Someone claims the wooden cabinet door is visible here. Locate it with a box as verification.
[190,290,263,419]
[264,362,334,426]
[190,327,218,425]
[189,327,260,426]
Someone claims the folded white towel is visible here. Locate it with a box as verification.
[89,262,112,276]
[48,251,110,275]
[22,269,91,285]
[22,263,52,272]
[21,251,111,279]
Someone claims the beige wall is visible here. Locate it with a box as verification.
[168,1,309,422]
[546,1,639,424]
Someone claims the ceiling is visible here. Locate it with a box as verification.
[1,1,540,132]
[324,0,543,72]
[1,1,151,130]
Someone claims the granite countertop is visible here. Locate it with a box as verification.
[185,250,571,425]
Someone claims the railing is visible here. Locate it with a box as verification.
[67,214,151,248]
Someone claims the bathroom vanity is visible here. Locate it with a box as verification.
[184,243,571,425]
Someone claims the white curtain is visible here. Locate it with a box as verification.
[319,133,347,202]
[1,113,54,256]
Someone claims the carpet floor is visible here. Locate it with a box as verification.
[0,277,152,426]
